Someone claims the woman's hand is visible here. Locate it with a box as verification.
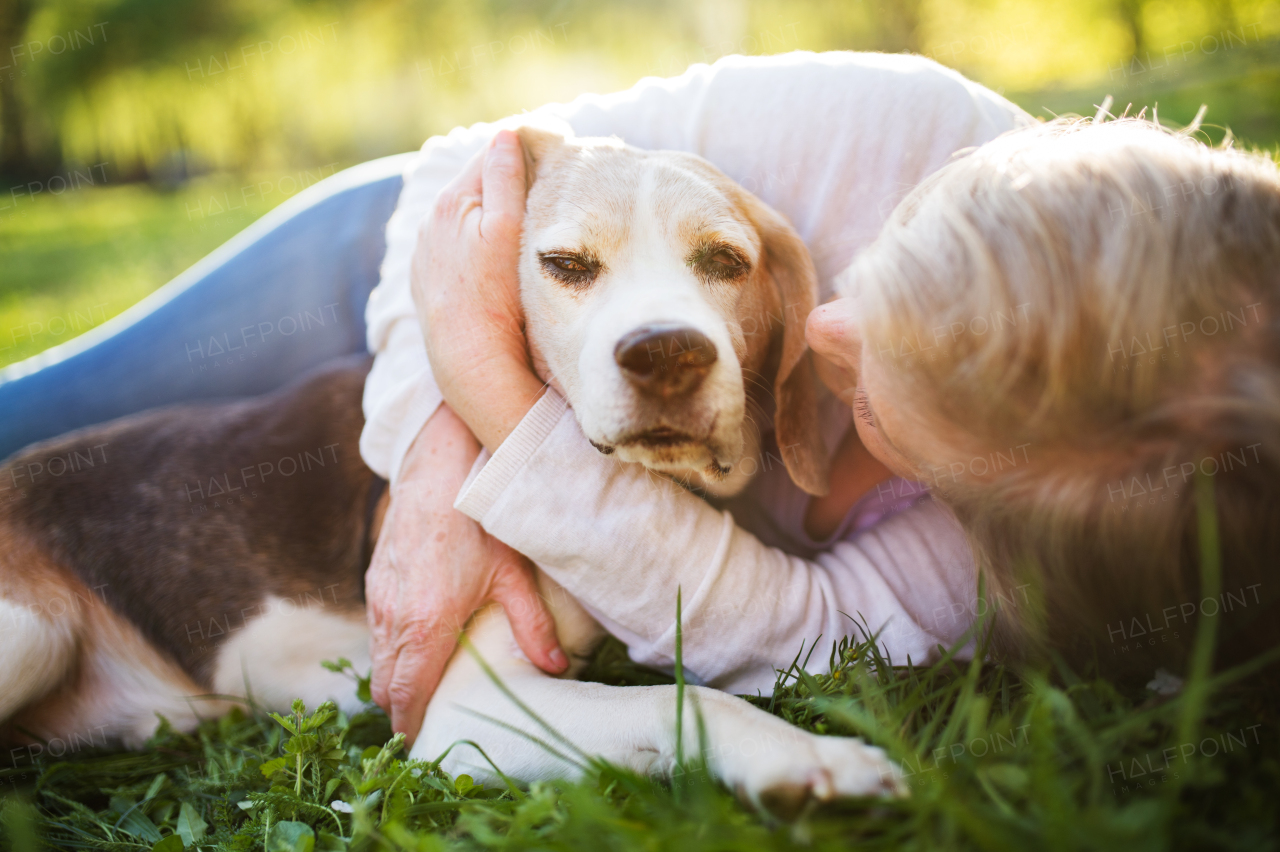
[413,129,546,452]
[365,404,567,744]
[371,130,562,743]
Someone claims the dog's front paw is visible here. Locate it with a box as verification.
[726,732,907,818]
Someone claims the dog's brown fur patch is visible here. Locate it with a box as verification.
[1,355,383,692]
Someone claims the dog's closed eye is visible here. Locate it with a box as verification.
[539,250,601,289]
[689,242,751,284]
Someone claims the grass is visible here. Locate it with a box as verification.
[1,627,1277,851]
[2,481,1276,850]
[1004,35,1280,153]
[0,167,347,369]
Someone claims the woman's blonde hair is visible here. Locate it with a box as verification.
[848,115,1280,676]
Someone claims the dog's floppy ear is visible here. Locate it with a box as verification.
[515,125,570,191]
[738,194,830,496]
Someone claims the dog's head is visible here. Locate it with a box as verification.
[517,126,828,497]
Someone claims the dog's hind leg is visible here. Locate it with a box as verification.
[1,530,229,748]
[0,525,83,732]
[0,597,78,725]
[10,595,235,749]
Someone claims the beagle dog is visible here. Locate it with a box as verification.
[0,128,902,810]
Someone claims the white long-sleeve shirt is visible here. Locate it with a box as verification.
[360,50,1031,693]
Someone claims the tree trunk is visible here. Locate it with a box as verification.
[1116,0,1146,60]
[0,0,37,179]
[1208,0,1239,35]
[878,0,922,54]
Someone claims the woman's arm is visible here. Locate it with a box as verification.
[453,391,977,693]
[365,404,565,744]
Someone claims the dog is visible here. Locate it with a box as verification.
[0,127,902,812]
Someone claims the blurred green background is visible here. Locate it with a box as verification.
[2,0,1278,367]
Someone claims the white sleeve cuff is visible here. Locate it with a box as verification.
[454,389,568,520]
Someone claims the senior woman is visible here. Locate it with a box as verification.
[397,107,1280,742]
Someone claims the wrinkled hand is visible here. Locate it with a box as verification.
[413,128,546,453]
[365,404,566,744]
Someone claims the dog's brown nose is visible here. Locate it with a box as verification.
[614,324,718,398]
